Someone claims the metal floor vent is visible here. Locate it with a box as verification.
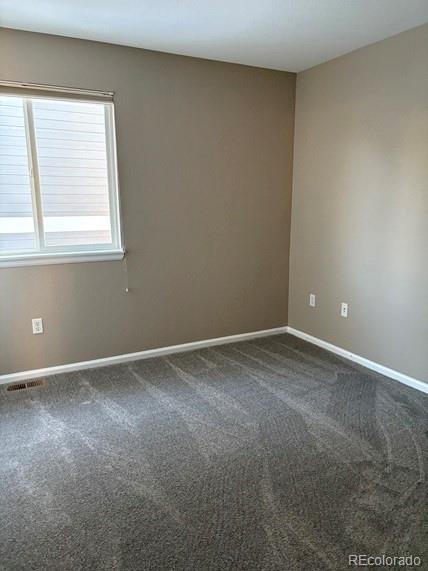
[7,379,45,392]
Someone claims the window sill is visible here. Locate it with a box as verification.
[0,249,125,268]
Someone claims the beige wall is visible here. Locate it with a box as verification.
[2,25,426,381]
[0,28,295,375]
[289,25,428,381]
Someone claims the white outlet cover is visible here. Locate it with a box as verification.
[340,303,348,318]
[309,294,316,307]
[32,317,44,334]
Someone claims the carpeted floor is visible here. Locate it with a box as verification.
[0,333,427,570]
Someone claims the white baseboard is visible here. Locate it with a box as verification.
[287,327,428,394]
[0,326,288,386]
[2,325,426,395]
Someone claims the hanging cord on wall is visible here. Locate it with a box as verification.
[122,255,130,293]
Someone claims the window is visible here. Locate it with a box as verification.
[0,88,122,266]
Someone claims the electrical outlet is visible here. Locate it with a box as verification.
[309,294,316,307]
[340,303,348,318]
[32,318,44,334]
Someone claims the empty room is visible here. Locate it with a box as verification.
[0,1,427,569]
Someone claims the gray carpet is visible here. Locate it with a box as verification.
[0,334,427,570]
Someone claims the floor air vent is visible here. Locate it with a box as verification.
[26,379,45,388]
[7,379,45,392]
[6,383,27,392]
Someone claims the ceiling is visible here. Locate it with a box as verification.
[1,0,428,72]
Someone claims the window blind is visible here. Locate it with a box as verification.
[0,80,113,102]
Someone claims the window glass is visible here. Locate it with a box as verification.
[32,99,112,247]
[0,96,36,252]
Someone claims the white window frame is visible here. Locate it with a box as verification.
[0,93,124,268]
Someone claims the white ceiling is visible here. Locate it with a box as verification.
[1,0,428,72]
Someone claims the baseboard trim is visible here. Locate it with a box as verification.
[0,326,288,386]
[287,327,428,394]
[3,325,426,394]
